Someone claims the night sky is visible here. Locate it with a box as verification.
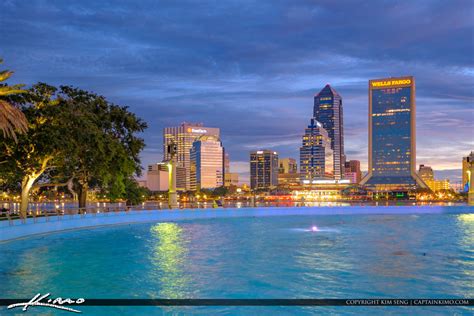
[1,0,473,183]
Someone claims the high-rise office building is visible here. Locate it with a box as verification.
[300,118,334,181]
[314,84,345,179]
[462,152,473,192]
[163,122,220,190]
[344,160,362,184]
[361,76,426,190]
[190,135,224,190]
[278,158,298,174]
[250,150,279,190]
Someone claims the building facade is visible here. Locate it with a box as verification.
[344,160,362,184]
[163,122,220,190]
[418,164,434,182]
[250,150,279,190]
[277,173,301,188]
[424,179,450,192]
[145,163,186,192]
[224,152,230,174]
[360,76,426,190]
[189,135,224,190]
[146,163,169,192]
[300,118,334,182]
[314,84,345,179]
[278,158,298,174]
[224,172,239,187]
[462,152,473,192]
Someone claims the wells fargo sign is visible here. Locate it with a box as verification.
[371,78,411,88]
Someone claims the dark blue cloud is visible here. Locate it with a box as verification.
[1,0,473,183]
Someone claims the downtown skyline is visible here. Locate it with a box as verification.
[0,1,472,184]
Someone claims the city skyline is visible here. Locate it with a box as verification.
[1,1,472,184]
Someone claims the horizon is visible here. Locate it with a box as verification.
[1,1,472,184]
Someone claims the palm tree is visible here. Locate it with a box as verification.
[0,59,27,142]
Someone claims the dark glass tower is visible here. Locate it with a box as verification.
[314,84,345,179]
[250,150,279,190]
[361,76,426,190]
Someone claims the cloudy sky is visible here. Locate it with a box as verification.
[1,0,473,183]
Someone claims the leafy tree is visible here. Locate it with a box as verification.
[0,59,27,141]
[120,178,150,206]
[0,83,147,217]
[212,186,228,197]
[54,86,147,208]
[0,83,69,217]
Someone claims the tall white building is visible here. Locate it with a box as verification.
[190,135,224,190]
[163,122,220,190]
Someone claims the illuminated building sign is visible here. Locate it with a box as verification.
[371,78,411,88]
[187,128,208,134]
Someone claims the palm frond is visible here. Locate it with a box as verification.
[0,70,13,82]
[0,99,28,142]
[0,86,26,96]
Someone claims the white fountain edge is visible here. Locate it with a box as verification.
[0,206,467,242]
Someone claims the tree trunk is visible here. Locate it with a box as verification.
[78,182,88,209]
[20,176,36,219]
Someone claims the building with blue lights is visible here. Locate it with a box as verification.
[361,76,426,190]
[300,118,334,182]
[314,84,345,180]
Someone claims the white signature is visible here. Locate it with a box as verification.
[7,293,85,313]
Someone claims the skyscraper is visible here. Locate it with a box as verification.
[314,84,345,179]
[462,152,473,192]
[163,122,220,190]
[300,118,334,182]
[250,150,279,190]
[190,135,224,190]
[361,76,426,190]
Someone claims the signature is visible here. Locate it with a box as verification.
[7,293,85,313]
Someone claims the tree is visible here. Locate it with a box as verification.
[54,86,147,208]
[212,186,228,197]
[0,83,69,218]
[0,59,28,142]
[120,178,150,206]
[0,83,147,217]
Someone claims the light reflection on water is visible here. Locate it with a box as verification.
[456,213,474,297]
[149,223,190,299]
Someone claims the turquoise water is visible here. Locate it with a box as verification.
[1,206,473,315]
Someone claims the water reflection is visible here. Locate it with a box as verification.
[2,245,56,297]
[359,215,431,298]
[456,214,474,286]
[149,223,190,298]
[293,230,353,297]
